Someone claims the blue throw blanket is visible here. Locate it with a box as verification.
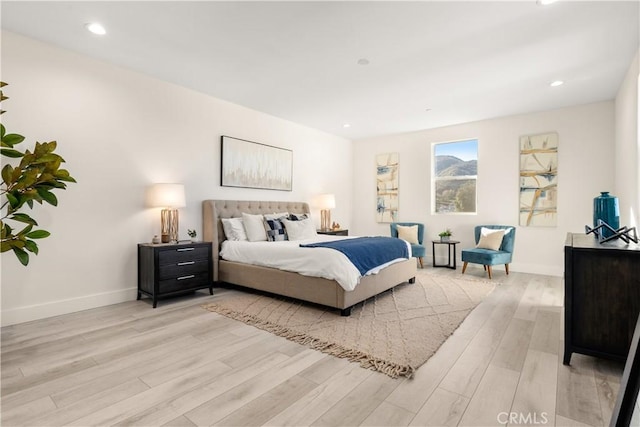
[300,237,409,275]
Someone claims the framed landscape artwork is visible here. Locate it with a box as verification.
[376,152,399,223]
[221,136,293,191]
[519,132,558,227]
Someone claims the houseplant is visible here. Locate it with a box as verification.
[1,82,76,265]
[438,228,453,242]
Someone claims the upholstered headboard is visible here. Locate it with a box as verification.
[202,200,310,281]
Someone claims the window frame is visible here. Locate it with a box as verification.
[431,138,479,215]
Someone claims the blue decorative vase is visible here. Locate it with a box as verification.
[593,191,619,238]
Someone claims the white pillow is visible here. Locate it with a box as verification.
[481,226,511,236]
[282,218,317,241]
[242,213,267,242]
[396,225,419,244]
[221,217,247,241]
[476,229,505,250]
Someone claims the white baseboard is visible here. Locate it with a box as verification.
[509,262,563,277]
[1,287,138,326]
[434,256,563,278]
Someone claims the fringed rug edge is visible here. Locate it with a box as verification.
[202,303,415,379]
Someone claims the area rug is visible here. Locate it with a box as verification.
[202,271,495,378]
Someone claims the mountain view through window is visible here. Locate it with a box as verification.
[433,139,478,213]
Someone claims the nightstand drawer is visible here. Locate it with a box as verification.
[158,246,209,265]
[159,259,209,279]
[138,241,213,308]
[158,272,210,294]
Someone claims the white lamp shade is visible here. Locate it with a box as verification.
[147,183,186,208]
[317,193,336,210]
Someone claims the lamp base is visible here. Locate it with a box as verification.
[320,209,331,231]
[161,208,180,243]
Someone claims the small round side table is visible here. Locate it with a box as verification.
[432,240,460,269]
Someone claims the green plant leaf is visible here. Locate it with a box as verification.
[32,153,60,164]
[13,247,29,266]
[1,164,13,185]
[37,188,58,206]
[9,213,38,225]
[24,239,38,254]
[0,123,5,138]
[17,224,33,236]
[2,133,25,147]
[1,241,12,253]
[1,148,24,158]
[6,192,19,209]
[26,230,50,239]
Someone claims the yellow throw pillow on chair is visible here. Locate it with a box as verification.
[397,225,419,244]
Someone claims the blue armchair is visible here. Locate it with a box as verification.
[461,225,516,279]
[390,222,426,268]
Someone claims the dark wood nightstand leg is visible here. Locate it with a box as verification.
[209,286,213,295]
[137,291,141,300]
[152,298,158,308]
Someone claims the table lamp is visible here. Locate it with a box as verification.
[148,183,186,243]
[317,193,336,231]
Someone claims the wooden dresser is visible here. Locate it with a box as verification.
[564,233,640,365]
[138,241,213,308]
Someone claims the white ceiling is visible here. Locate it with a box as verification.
[2,1,638,140]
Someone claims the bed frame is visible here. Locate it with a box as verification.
[202,200,417,316]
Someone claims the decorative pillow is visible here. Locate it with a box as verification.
[221,217,248,241]
[241,212,267,242]
[396,225,419,244]
[282,218,317,240]
[481,226,511,237]
[288,213,309,221]
[264,212,289,220]
[476,229,505,250]
[263,218,288,241]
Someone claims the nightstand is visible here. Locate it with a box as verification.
[317,229,349,236]
[137,241,213,308]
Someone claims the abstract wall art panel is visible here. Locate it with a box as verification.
[221,136,292,191]
[376,152,399,223]
[519,132,558,227]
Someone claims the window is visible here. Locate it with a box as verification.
[433,139,478,214]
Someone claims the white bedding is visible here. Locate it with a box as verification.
[219,235,411,291]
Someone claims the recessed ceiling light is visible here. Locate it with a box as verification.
[85,22,106,35]
[537,0,557,5]
[550,80,564,87]
[343,123,351,128]
[357,58,370,66]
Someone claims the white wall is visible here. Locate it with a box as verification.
[615,49,640,229]
[352,102,615,277]
[0,31,352,326]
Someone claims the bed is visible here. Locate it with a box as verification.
[202,200,417,316]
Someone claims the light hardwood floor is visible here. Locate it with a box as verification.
[1,267,623,426]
